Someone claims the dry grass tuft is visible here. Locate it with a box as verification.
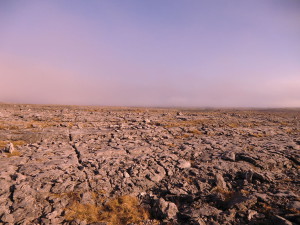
[0,141,25,157]
[285,128,299,135]
[0,141,8,149]
[0,119,78,130]
[259,202,273,212]
[65,195,149,225]
[288,208,300,214]
[6,150,22,157]
[211,187,236,202]
[174,133,191,139]
[248,132,266,138]
[240,189,250,195]
[187,129,202,135]
[0,121,21,130]
[0,140,27,149]
[65,202,100,223]
[98,195,149,224]
[162,119,211,128]
[227,123,239,128]
[243,145,255,151]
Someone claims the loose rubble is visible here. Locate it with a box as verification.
[0,104,299,225]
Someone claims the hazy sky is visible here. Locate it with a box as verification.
[0,0,299,107]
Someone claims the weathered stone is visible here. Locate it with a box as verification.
[255,193,269,202]
[1,213,14,223]
[177,159,191,169]
[146,172,165,183]
[123,171,130,178]
[227,195,257,211]
[5,143,15,153]
[221,151,235,161]
[288,201,300,211]
[215,174,227,190]
[80,192,95,205]
[247,210,257,221]
[157,198,178,219]
[0,104,299,225]
[195,205,222,217]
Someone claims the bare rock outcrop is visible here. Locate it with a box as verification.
[0,104,299,224]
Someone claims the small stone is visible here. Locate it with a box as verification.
[146,171,165,183]
[245,170,254,182]
[192,218,206,225]
[215,174,227,190]
[227,196,257,211]
[5,143,15,153]
[1,214,14,223]
[221,151,236,161]
[177,159,191,169]
[157,198,178,219]
[123,171,130,178]
[247,210,257,221]
[73,219,87,225]
[166,202,178,219]
[288,201,300,211]
[255,193,268,202]
[253,171,272,183]
[196,205,221,217]
[81,192,95,205]
[46,210,59,220]
[40,218,51,225]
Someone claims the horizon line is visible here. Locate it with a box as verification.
[1,101,299,111]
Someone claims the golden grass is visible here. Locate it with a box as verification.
[288,208,300,214]
[187,129,202,135]
[0,140,27,149]
[166,143,176,148]
[248,132,266,138]
[98,195,149,224]
[0,119,77,130]
[259,202,273,212]
[65,202,100,223]
[183,175,194,184]
[64,195,149,225]
[0,121,21,130]
[0,141,25,157]
[162,119,212,128]
[285,128,300,135]
[211,187,235,201]
[0,141,8,149]
[6,150,22,157]
[227,123,239,128]
[174,133,192,139]
[243,145,255,151]
[156,117,271,130]
[240,189,250,195]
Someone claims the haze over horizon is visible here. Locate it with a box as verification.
[0,0,299,107]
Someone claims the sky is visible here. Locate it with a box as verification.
[0,0,299,107]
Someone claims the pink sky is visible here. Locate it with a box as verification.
[1,0,299,107]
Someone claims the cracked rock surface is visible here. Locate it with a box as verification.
[0,104,299,225]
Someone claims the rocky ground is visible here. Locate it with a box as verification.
[0,103,299,225]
